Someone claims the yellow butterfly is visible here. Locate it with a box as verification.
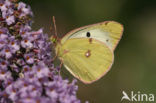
[51,18,123,84]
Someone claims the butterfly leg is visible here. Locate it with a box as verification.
[59,60,63,68]
[58,59,63,75]
[52,54,57,62]
[52,49,59,62]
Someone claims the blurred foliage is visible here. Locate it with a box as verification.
[21,0,156,102]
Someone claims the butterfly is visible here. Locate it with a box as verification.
[51,17,123,84]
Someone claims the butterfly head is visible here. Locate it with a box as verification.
[50,35,59,45]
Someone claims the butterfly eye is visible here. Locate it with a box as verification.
[86,32,91,37]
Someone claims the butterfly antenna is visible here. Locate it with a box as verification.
[53,16,58,37]
[50,25,53,34]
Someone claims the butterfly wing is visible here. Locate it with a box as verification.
[59,38,114,84]
[61,21,123,51]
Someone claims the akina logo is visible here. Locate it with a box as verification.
[121,91,154,102]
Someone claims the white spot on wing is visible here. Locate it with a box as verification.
[68,29,113,49]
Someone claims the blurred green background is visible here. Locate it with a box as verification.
[22,0,156,102]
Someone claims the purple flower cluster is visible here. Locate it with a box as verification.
[0,0,81,103]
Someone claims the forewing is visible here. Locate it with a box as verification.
[61,21,123,51]
[61,38,114,84]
